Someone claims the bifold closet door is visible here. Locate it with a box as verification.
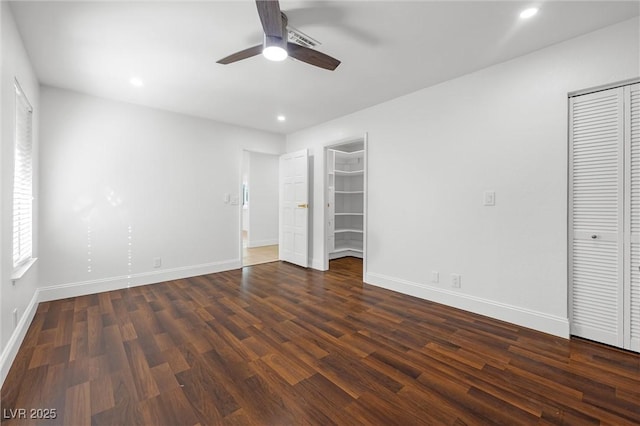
[569,87,624,347]
[629,83,640,351]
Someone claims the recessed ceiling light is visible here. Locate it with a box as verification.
[519,7,539,19]
[129,77,144,87]
[277,115,286,122]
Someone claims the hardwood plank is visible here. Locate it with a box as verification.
[123,339,160,401]
[175,363,226,423]
[90,374,115,416]
[91,370,142,425]
[63,382,90,426]
[258,352,314,386]
[87,305,104,357]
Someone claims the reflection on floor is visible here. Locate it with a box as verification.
[243,244,279,266]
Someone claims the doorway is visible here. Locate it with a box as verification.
[568,81,640,351]
[241,151,280,266]
[324,136,367,276]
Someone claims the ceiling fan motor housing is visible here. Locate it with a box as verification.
[263,34,286,51]
[263,12,288,51]
[262,12,288,60]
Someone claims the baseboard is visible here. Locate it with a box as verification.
[0,290,39,387]
[246,238,278,248]
[310,257,326,271]
[0,258,241,388]
[365,271,570,339]
[38,259,241,302]
[329,251,363,260]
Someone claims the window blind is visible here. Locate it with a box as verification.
[13,81,33,268]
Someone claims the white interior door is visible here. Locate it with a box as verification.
[279,149,309,267]
[569,87,625,347]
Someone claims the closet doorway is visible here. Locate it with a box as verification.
[325,136,367,276]
[241,151,280,266]
[569,80,639,352]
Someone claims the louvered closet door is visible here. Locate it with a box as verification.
[570,87,624,347]
[628,83,640,351]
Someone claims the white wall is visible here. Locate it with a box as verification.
[0,3,41,384]
[38,86,285,296]
[247,151,279,248]
[286,18,640,338]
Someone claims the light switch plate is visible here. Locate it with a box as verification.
[483,191,496,206]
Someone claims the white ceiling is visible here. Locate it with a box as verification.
[9,1,640,134]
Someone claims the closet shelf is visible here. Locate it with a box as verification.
[335,212,364,216]
[333,240,364,253]
[335,170,364,176]
[335,191,364,194]
[334,149,365,156]
[335,228,363,234]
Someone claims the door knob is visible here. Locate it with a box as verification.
[297,203,309,208]
[591,234,598,239]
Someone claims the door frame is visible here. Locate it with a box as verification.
[322,133,368,279]
[239,149,280,267]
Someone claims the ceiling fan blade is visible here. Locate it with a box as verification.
[256,0,283,38]
[287,43,341,71]
[217,45,263,64]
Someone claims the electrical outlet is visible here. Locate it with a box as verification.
[431,271,439,283]
[12,308,18,329]
[153,257,162,268]
[451,274,461,288]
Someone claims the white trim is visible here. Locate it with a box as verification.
[0,290,39,387]
[239,151,245,268]
[246,238,278,248]
[11,257,37,281]
[362,133,368,281]
[567,94,576,340]
[38,259,241,302]
[310,257,327,271]
[0,258,240,388]
[568,77,640,98]
[623,85,632,348]
[365,271,570,339]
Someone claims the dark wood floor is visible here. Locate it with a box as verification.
[1,257,639,425]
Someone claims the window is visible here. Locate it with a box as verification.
[13,80,34,272]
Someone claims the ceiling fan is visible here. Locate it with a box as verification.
[217,0,341,71]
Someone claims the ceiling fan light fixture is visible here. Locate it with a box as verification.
[263,46,288,61]
[263,35,288,61]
